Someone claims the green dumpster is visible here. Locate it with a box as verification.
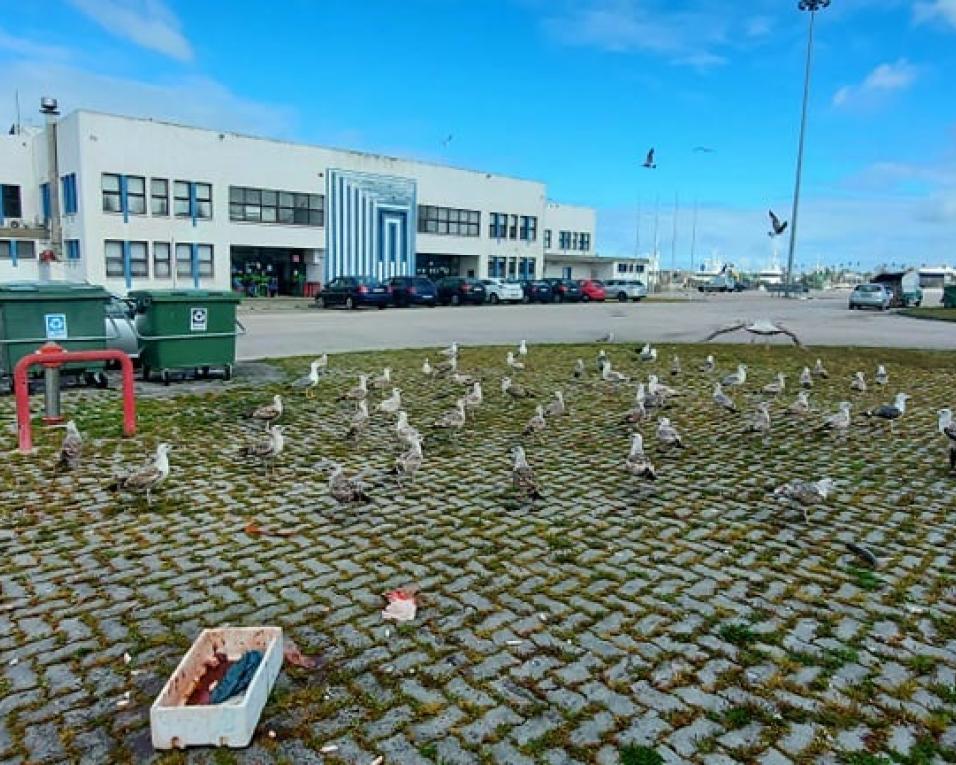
[943,285,956,309]
[0,281,112,383]
[129,289,242,384]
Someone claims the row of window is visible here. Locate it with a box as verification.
[229,186,324,227]
[104,240,214,279]
[489,213,538,241]
[553,230,591,252]
[102,174,212,219]
[1,184,21,219]
[616,262,646,274]
[0,239,36,260]
[418,205,481,237]
[488,256,538,279]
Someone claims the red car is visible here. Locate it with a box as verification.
[578,280,607,302]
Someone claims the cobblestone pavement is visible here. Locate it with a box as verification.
[1,343,955,765]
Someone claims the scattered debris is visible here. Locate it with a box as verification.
[382,585,421,623]
[370,757,384,765]
[123,652,132,665]
[243,520,297,538]
[506,639,523,646]
[209,650,263,704]
[283,638,322,669]
[267,729,276,739]
[846,541,879,568]
[8,657,18,666]
[320,745,339,754]
[116,690,132,709]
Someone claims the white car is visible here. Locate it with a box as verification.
[481,278,524,305]
[604,279,648,302]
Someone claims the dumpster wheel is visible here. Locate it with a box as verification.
[224,364,233,382]
[161,369,171,386]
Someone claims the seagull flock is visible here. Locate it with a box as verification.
[53,339,954,521]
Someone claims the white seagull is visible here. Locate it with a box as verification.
[463,382,483,417]
[787,391,811,416]
[596,349,609,373]
[625,433,657,481]
[108,443,172,505]
[851,372,867,393]
[875,365,889,386]
[813,359,829,379]
[573,359,586,379]
[391,438,424,489]
[639,343,658,362]
[337,375,368,402]
[518,339,529,358]
[395,411,422,447]
[506,351,525,372]
[656,417,684,450]
[722,364,748,388]
[422,358,434,377]
[57,420,83,470]
[670,356,682,377]
[372,367,392,390]
[440,342,459,359]
[602,361,630,384]
[762,372,786,396]
[501,376,532,401]
[327,463,370,504]
[648,374,678,399]
[799,367,813,389]
[523,405,547,438]
[291,360,324,398]
[747,402,772,439]
[378,388,402,415]
[713,383,737,413]
[434,399,467,432]
[543,391,567,418]
[820,401,852,437]
[865,392,910,429]
[699,355,716,373]
[346,400,370,441]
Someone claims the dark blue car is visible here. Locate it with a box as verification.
[388,276,438,307]
[520,280,553,304]
[316,276,390,310]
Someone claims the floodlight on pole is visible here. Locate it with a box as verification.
[785,0,830,296]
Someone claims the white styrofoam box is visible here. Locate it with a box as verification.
[150,626,282,749]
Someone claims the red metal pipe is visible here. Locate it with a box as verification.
[14,343,136,454]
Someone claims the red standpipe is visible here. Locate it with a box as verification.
[14,342,136,454]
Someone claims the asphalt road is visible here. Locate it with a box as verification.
[236,290,955,359]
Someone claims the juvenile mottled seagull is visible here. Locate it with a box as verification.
[573,359,586,379]
[656,417,684,449]
[506,351,525,372]
[773,478,834,523]
[642,147,657,169]
[395,411,422,447]
[865,393,909,427]
[623,398,647,424]
[372,367,392,390]
[248,394,283,424]
[543,391,566,418]
[713,383,737,413]
[648,374,678,399]
[463,382,483,416]
[57,420,83,470]
[501,376,532,400]
[813,359,829,379]
[670,356,682,377]
[787,391,811,416]
[820,401,852,436]
[625,433,657,481]
[108,443,172,505]
[434,399,467,432]
[875,365,889,386]
[451,360,477,386]
[292,360,323,398]
[768,209,789,238]
[338,375,368,402]
[639,343,657,362]
[799,367,813,389]
[937,409,956,471]
[747,402,772,438]
[518,339,528,358]
[850,372,867,393]
[327,463,370,504]
[699,355,716,373]
[640,381,667,411]
[523,405,547,438]
[440,341,459,359]
[722,364,748,388]
[601,362,630,384]
[391,438,424,489]
[762,372,786,396]
[244,425,285,473]
[772,478,834,523]
[377,388,402,415]
[511,446,542,501]
[346,401,370,441]
[422,358,434,377]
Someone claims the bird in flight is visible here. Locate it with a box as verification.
[441,134,454,148]
[642,148,656,169]
[768,210,789,238]
[692,146,716,153]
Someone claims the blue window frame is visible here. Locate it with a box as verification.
[65,239,80,260]
[61,173,78,215]
[40,183,51,221]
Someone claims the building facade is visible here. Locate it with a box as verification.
[0,108,598,295]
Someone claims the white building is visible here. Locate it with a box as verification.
[0,105,598,295]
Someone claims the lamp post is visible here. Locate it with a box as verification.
[784,0,830,296]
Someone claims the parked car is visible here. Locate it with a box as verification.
[604,279,648,303]
[105,295,139,362]
[848,283,892,311]
[520,280,554,304]
[388,275,437,307]
[316,276,390,309]
[578,280,607,302]
[543,278,582,302]
[699,274,737,293]
[436,276,486,306]
[481,278,524,305]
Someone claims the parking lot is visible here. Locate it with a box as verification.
[237,290,956,360]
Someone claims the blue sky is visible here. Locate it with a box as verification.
[1,0,954,270]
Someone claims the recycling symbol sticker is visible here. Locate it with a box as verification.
[190,307,208,332]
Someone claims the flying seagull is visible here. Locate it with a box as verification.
[247,394,283,424]
[511,446,542,502]
[768,210,789,238]
[108,443,172,505]
[244,425,285,473]
[625,433,657,482]
[291,360,323,398]
[706,319,803,347]
[656,417,685,450]
[441,133,454,148]
[772,477,835,523]
[56,420,83,471]
[937,408,956,471]
[642,148,657,169]
[693,146,716,153]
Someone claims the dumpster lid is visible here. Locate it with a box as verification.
[0,281,111,299]
[128,289,241,303]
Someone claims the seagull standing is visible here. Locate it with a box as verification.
[440,342,459,359]
[377,388,402,415]
[501,376,532,401]
[648,375,678,399]
[56,420,83,470]
[247,394,283,424]
[772,478,834,523]
[625,433,657,482]
[699,355,716,373]
[391,438,424,489]
[523,405,547,439]
[543,391,567,418]
[346,401,370,441]
[762,372,786,396]
[573,359,586,379]
[395,411,422,447]
[787,391,811,416]
[451,360,477,386]
[327,463,370,504]
[463,382,483,417]
[433,399,467,433]
[747,402,772,440]
[639,343,657,362]
[819,402,852,438]
[602,362,630,384]
[713,383,737,413]
[518,340,528,359]
[722,364,748,388]
[337,375,368,402]
[799,367,813,389]
[670,356,682,377]
[813,359,829,379]
[623,387,648,423]
[422,358,434,377]
[506,352,525,372]
[291,360,323,399]
[865,393,910,431]
[596,349,609,373]
[937,408,956,471]
[850,372,867,393]
[875,365,889,386]
[372,367,392,390]
[656,417,684,450]
[108,443,172,505]
[511,446,541,501]
[244,425,285,473]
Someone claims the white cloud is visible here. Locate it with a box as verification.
[914,0,956,30]
[744,16,773,39]
[67,0,193,61]
[0,28,71,60]
[833,59,919,107]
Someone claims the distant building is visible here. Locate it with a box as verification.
[0,107,598,295]
[918,265,956,288]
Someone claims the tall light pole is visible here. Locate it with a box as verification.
[785,0,830,296]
